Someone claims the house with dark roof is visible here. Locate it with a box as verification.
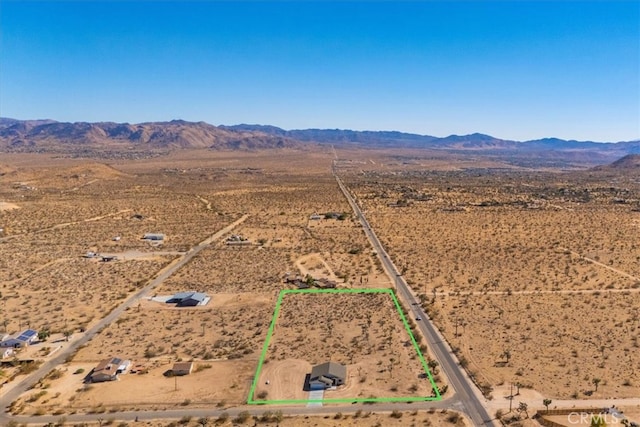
[142,233,165,241]
[0,329,38,348]
[225,234,251,246]
[171,362,194,376]
[309,362,346,390]
[90,357,130,383]
[166,291,209,307]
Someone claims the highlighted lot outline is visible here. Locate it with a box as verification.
[248,288,442,405]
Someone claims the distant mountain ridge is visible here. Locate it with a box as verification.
[221,124,639,151]
[598,154,640,170]
[1,118,639,164]
[0,118,300,151]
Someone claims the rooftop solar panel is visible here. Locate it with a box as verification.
[17,329,37,341]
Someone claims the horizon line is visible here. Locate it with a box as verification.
[0,116,637,144]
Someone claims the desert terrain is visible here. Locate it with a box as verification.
[4,409,471,427]
[338,152,640,403]
[253,291,436,403]
[1,146,638,426]
[5,149,437,418]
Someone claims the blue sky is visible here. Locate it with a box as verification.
[1,1,638,142]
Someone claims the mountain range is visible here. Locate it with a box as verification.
[1,118,639,165]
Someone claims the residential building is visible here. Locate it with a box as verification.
[90,357,130,383]
[309,362,346,390]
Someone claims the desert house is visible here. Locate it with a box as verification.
[1,348,14,359]
[89,357,131,383]
[171,361,193,376]
[142,233,165,241]
[166,291,209,307]
[314,278,337,289]
[0,329,38,348]
[225,234,251,245]
[309,361,346,390]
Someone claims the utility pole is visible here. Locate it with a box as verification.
[509,383,513,412]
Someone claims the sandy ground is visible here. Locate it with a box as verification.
[14,360,255,415]
[0,201,20,210]
[342,160,640,401]
[3,151,410,416]
[296,253,340,282]
[539,406,640,426]
[258,359,312,401]
[253,292,437,402]
[4,149,637,421]
[54,409,470,426]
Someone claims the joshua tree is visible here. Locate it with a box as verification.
[501,349,511,364]
[592,377,601,392]
[38,329,50,341]
[517,402,529,419]
[428,359,439,374]
[543,398,552,412]
[197,417,209,427]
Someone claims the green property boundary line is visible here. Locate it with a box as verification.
[247,288,442,405]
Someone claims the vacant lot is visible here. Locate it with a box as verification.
[254,291,438,402]
[340,157,640,399]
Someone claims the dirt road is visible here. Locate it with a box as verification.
[0,214,249,423]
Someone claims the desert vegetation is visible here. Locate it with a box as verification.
[1,149,395,414]
[254,291,440,402]
[3,147,638,420]
[340,154,640,399]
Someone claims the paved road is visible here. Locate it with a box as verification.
[333,169,496,427]
[0,215,249,424]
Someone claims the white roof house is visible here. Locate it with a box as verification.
[0,329,38,348]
